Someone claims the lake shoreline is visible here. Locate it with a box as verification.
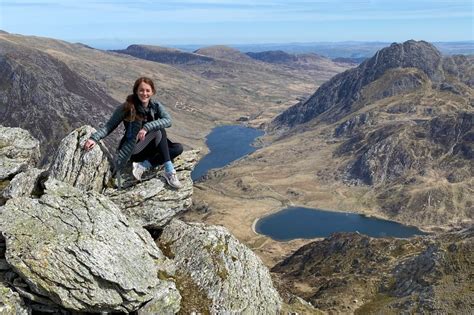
[253,205,429,242]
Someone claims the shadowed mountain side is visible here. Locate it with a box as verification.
[0,38,120,164]
[271,228,473,314]
[112,44,215,65]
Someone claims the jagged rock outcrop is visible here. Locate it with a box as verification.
[0,178,180,313]
[0,125,285,314]
[2,168,46,200]
[49,125,111,192]
[272,228,473,314]
[104,150,198,228]
[159,219,282,314]
[0,126,40,181]
[46,125,198,228]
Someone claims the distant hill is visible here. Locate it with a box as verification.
[245,50,351,71]
[0,36,120,163]
[112,44,214,65]
[332,57,366,64]
[112,44,351,121]
[173,41,474,58]
[193,45,256,63]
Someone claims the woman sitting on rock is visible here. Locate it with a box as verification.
[83,77,183,189]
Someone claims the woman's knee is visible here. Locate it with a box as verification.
[170,143,183,158]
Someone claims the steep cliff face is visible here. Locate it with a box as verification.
[0,39,120,164]
[272,228,473,314]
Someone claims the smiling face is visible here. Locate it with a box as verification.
[136,82,154,106]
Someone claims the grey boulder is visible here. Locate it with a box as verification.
[0,126,40,180]
[2,168,46,200]
[0,280,30,315]
[0,178,180,313]
[159,219,282,314]
[104,150,198,228]
[49,125,111,192]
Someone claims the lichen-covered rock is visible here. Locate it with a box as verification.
[0,178,179,313]
[137,281,182,315]
[0,280,30,315]
[2,168,46,200]
[104,150,198,228]
[0,126,40,180]
[49,125,111,192]
[159,219,282,314]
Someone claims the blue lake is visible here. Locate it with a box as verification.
[191,125,264,181]
[193,125,427,240]
[255,207,428,241]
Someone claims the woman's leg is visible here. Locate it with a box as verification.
[148,129,183,167]
[130,129,183,188]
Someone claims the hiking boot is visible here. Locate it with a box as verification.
[164,170,183,189]
[132,162,147,181]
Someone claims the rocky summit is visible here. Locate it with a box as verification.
[0,126,282,314]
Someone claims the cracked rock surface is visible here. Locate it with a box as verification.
[0,178,180,313]
[159,219,282,314]
[49,125,111,192]
[104,150,198,228]
[0,126,40,181]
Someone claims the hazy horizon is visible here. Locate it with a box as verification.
[1,0,472,50]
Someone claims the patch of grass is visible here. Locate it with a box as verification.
[0,179,10,192]
[204,242,229,281]
[355,294,397,315]
[174,271,212,315]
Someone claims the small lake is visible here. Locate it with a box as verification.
[255,207,428,241]
[191,125,264,181]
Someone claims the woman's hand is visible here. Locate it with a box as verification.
[83,139,96,151]
[137,128,147,141]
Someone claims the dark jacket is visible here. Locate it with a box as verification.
[90,99,172,173]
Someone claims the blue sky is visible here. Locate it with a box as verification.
[1,0,473,48]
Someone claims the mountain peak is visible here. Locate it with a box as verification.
[365,40,442,80]
[272,40,445,128]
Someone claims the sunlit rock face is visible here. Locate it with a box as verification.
[0,178,180,313]
[159,219,282,314]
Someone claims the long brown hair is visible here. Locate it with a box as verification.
[124,77,156,121]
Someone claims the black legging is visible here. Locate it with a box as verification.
[131,129,183,167]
